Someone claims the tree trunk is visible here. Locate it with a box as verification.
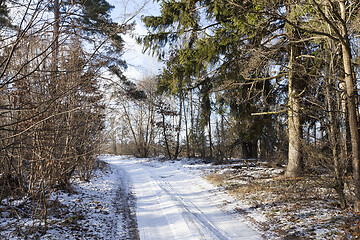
[184,95,190,158]
[326,67,347,208]
[162,112,172,159]
[285,19,303,177]
[208,112,213,158]
[173,95,183,160]
[52,0,60,66]
[190,90,194,157]
[51,0,60,94]
[339,0,360,212]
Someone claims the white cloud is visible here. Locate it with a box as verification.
[109,0,163,82]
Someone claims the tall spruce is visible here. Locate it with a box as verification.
[140,0,282,159]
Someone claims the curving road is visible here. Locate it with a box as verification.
[105,156,263,240]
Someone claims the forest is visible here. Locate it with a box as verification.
[2,0,360,237]
[112,0,360,214]
[0,0,133,233]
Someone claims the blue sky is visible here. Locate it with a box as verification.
[108,0,163,81]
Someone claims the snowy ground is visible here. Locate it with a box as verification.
[0,160,138,239]
[106,155,263,240]
[1,155,359,239]
[176,158,359,239]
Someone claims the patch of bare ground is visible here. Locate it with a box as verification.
[205,162,360,239]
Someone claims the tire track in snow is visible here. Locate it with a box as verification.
[112,166,139,240]
[151,174,229,240]
[106,157,263,240]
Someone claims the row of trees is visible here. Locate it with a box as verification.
[0,0,131,233]
[110,75,265,161]
[109,77,219,159]
[112,0,360,212]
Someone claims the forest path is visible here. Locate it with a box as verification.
[105,156,263,240]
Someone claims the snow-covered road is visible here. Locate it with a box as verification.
[105,156,263,240]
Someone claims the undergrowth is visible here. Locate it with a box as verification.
[205,164,360,239]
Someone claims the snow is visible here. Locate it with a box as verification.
[105,155,263,239]
[0,161,137,239]
[43,163,135,240]
[2,155,357,239]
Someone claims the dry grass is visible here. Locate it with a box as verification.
[203,164,360,239]
[206,172,230,186]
